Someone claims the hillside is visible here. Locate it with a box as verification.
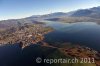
[44,6,100,23]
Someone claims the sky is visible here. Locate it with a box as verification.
[0,0,100,20]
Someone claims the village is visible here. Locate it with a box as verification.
[0,23,53,48]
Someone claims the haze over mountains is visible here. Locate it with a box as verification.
[0,6,100,31]
[68,6,100,18]
[43,6,100,23]
[30,6,100,18]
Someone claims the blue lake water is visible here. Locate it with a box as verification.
[44,21,100,51]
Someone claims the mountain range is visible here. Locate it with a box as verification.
[0,6,100,31]
[26,6,100,24]
[30,6,100,18]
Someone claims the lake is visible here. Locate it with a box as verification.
[44,21,100,51]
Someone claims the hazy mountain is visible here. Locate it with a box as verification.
[90,6,100,13]
[70,9,93,17]
[45,6,100,23]
[33,6,100,18]
[31,12,67,19]
[70,6,100,18]
[42,12,67,17]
